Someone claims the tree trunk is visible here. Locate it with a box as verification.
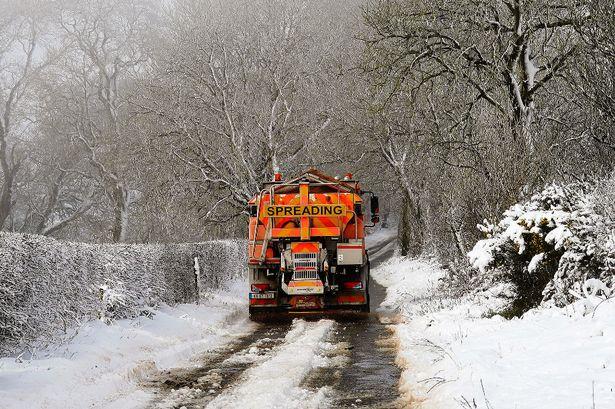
[0,140,16,229]
[111,183,130,242]
[398,193,412,256]
[0,180,13,229]
[398,189,424,257]
[450,224,468,260]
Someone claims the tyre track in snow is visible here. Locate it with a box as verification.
[318,282,402,408]
[146,319,338,409]
[145,322,292,408]
[205,319,336,408]
[302,236,403,408]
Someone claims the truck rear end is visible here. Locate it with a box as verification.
[247,169,379,318]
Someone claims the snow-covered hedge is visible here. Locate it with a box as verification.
[0,233,246,356]
[467,175,615,315]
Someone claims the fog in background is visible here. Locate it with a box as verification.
[0,0,613,263]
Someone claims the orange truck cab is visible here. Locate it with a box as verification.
[247,169,379,317]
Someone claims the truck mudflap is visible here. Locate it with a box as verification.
[289,295,325,309]
[332,292,367,305]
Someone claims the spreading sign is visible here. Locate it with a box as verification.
[264,204,345,217]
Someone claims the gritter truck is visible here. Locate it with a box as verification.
[247,169,379,318]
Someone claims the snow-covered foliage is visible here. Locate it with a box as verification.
[0,233,246,356]
[468,175,615,313]
[373,257,615,409]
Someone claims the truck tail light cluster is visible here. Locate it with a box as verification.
[251,283,270,293]
[341,281,363,290]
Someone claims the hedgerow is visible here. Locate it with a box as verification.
[0,233,246,356]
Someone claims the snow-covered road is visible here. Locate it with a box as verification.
[147,318,341,409]
[146,230,402,409]
[205,319,335,409]
[5,228,614,409]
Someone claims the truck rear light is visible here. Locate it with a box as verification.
[251,283,270,293]
[250,298,277,306]
[341,281,362,290]
[337,294,366,304]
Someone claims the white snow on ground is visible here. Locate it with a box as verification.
[365,226,397,261]
[365,226,397,248]
[372,256,444,314]
[207,319,335,409]
[0,279,251,409]
[372,257,615,409]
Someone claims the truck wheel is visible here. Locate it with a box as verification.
[361,266,371,312]
[361,287,371,312]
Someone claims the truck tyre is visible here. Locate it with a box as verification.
[361,264,371,312]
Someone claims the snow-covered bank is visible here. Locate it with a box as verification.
[0,279,250,409]
[372,256,444,314]
[365,226,397,262]
[372,257,615,409]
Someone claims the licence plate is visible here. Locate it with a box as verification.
[249,292,275,299]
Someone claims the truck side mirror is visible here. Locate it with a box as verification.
[370,196,380,223]
[354,203,363,216]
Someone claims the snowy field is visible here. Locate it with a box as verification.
[0,279,251,409]
[372,256,615,409]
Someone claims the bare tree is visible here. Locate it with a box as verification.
[16,117,99,237]
[52,0,152,242]
[569,0,614,159]
[136,0,352,226]
[0,13,40,229]
[0,0,610,252]
[362,0,586,151]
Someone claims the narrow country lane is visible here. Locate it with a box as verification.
[146,235,402,409]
